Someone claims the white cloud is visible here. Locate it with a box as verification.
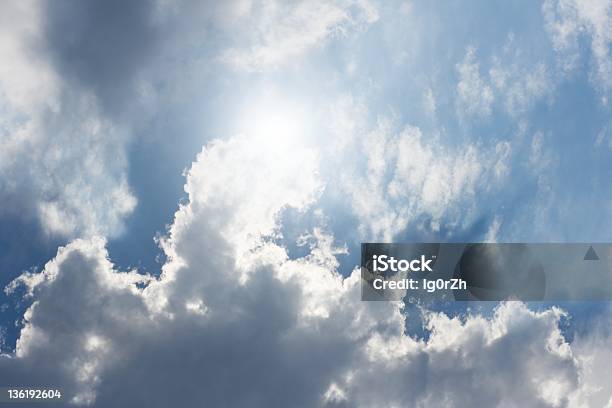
[595,121,612,150]
[220,0,378,71]
[339,118,510,241]
[422,87,437,116]
[456,47,495,118]
[2,129,597,407]
[543,0,612,94]
[0,1,58,111]
[490,59,552,117]
[335,303,579,407]
[567,310,612,407]
[457,43,553,120]
[484,215,503,242]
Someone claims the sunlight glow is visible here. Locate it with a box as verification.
[239,95,307,149]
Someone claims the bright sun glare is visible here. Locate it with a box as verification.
[240,95,307,148]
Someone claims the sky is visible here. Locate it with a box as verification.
[1,0,612,406]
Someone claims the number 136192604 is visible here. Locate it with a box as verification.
[2,388,62,402]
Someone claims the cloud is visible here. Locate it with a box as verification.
[0,1,136,238]
[1,2,611,407]
[39,0,243,119]
[543,0,612,96]
[456,47,495,119]
[568,311,612,407]
[338,118,510,241]
[489,36,553,117]
[422,87,437,116]
[0,0,377,240]
[0,1,250,240]
[220,0,378,71]
[1,130,597,407]
[595,121,612,150]
[331,303,579,407]
[457,43,553,120]
[484,215,503,242]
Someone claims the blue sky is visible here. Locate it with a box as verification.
[1,0,612,406]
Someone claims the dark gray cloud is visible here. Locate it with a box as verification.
[42,0,162,118]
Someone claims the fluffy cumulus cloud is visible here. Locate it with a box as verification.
[1,131,607,407]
